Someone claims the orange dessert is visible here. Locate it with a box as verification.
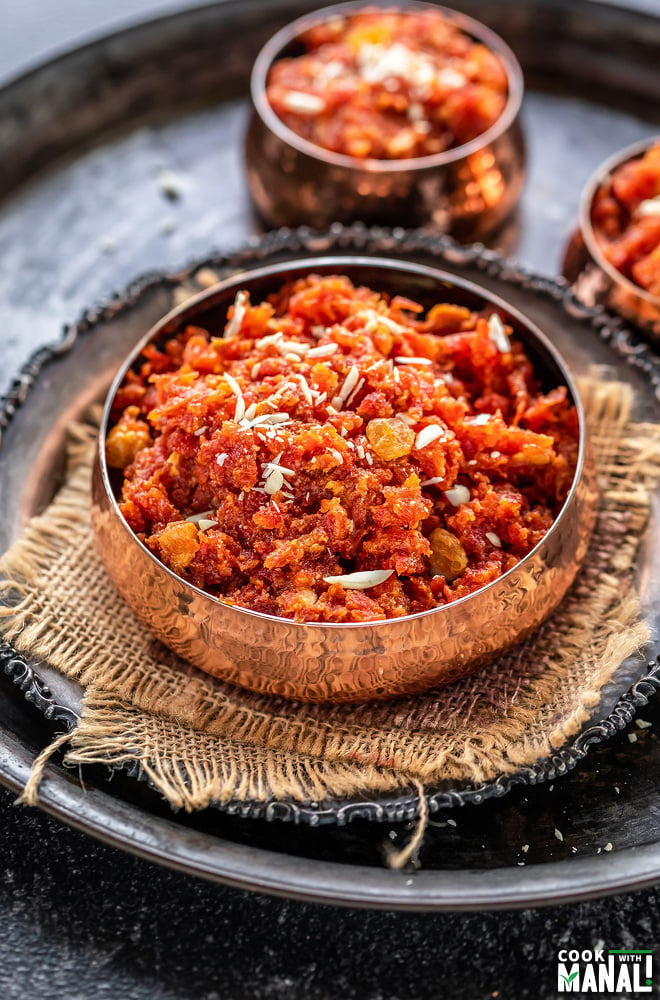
[590,142,660,297]
[106,274,578,623]
[265,7,509,160]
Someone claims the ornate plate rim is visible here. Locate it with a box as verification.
[2,224,660,827]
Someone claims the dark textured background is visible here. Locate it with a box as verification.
[1,782,658,1000]
[1,1,660,997]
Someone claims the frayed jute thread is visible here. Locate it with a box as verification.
[382,779,428,870]
[15,730,73,807]
[2,376,660,867]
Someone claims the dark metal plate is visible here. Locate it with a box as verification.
[1,0,660,909]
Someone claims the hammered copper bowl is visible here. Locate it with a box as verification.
[245,1,526,240]
[563,136,660,343]
[92,257,596,704]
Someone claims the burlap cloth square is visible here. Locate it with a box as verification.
[2,374,660,865]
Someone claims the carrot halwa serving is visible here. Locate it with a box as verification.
[590,142,660,297]
[106,274,578,624]
[266,7,509,160]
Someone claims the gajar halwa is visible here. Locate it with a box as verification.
[265,7,509,160]
[590,142,660,297]
[107,275,578,623]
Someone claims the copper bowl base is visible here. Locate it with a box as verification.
[92,257,597,703]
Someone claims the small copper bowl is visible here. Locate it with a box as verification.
[92,257,596,704]
[563,136,660,343]
[245,2,526,240]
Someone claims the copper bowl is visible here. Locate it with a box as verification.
[92,256,597,703]
[563,135,660,343]
[245,1,526,240]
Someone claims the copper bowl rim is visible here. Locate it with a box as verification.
[579,134,660,309]
[98,254,589,632]
[249,0,524,173]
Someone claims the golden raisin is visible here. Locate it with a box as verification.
[426,303,472,331]
[366,418,415,461]
[153,521,199,573]
[105,405,151,468]
[428,528,468,581]
[511,444,553,466]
